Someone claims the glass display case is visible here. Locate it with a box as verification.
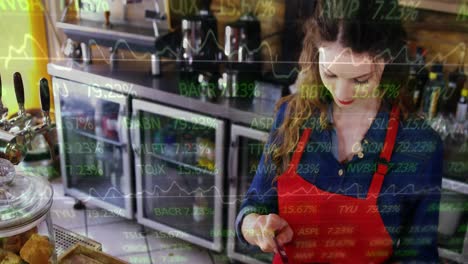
[131,99,225,252]
[227,124,273,264]
[0,158,57,263]
[52,78,133,218]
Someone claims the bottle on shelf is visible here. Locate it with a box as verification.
[100,102,121,141]
[430,64,452,140]
[441,48,466,115]
[422,63,444,119]
[163,122,177,159]
[93,99,103,135]
[412,47,429,109]
[102,115,119,141]
[407,64,418,105]
[95,127,107,178]
[181,129,197,165]
[95,108,116,179]
[111,146,121,188]
[196,130,215,171]
[450,88,468,143]
[430,113,450,141]
[193,176,208,223]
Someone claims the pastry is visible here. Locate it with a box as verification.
[1,236,21,254]
[19,234,52,264]
[0,249,6,262]
[1,227,38,255]
[20,227,38,246]
[0,250,22,264]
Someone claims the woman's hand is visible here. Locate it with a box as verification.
[241,213,293,253]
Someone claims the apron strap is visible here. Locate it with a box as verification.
[287,128,312,174]
[367,105,401,199]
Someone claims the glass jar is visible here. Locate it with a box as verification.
[0,158,56,263]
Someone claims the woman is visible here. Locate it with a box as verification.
[235,0,443,263]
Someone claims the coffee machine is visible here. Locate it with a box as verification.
[177,0,221,100]
[219,13,262,99]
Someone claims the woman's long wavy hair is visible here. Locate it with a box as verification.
[268,0,415,184]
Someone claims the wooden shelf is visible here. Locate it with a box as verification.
[73,129,125,147]
[149,152,217,176]
[399,0,463,15]
[399,0,468,33]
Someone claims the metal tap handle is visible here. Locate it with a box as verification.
[0,73,6,115]
[0,73,2,100]
[39,78,50,113]
[13,72,25,108]
[0,73,9,127]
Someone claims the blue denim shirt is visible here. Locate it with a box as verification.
[235,101,443,263]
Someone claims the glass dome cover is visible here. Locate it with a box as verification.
[0,158,53,236]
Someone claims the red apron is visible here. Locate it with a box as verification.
[273,106,400,264]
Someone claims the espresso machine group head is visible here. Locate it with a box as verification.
[0,72,54,165]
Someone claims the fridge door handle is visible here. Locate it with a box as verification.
[130,112,140,156]
[228,138,239,186]
[117,104,128,146]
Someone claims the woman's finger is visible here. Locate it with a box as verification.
[265,213,289,232]
[259,224,277,252]
[275,224,294,246]
[257,214,290,253]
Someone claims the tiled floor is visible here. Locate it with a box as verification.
[50,180,233,264]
